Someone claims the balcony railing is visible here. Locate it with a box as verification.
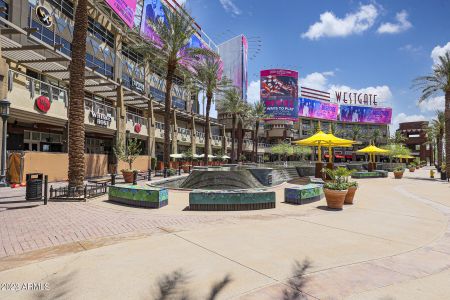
[127,112,148,127]
[9,69,68,105]
[85,99,116,118]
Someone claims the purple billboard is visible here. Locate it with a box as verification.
[261,69,298,120]
[298,97,338,121]
[339,105,392,124]
[106,0,137,28]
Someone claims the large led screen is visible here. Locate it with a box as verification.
[339,105,392,124]
[298,97,338,120]
[106,0,137,28]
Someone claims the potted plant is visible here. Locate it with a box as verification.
[323,167,349,209]
[408,162,416,172]
[393,166,404,179]
[182,148,194,173]
[345,181,358,204]
[114,138,142,183]
[441,163,447,180]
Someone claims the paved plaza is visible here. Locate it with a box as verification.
[0,168,449,299]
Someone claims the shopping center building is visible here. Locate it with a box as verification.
[0,0,271,181]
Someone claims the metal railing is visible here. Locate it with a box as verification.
[85,98,116,118]
[9,69,68,105]
[127,112,148,127]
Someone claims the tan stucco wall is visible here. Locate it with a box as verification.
[22,152,111,182]
[118,155,150,172]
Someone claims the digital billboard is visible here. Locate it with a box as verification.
[298,97,338,121]
[260,69,298,120]
[339,105,392,124]
[106,0,137,28]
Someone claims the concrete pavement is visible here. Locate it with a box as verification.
[0,168,449,299]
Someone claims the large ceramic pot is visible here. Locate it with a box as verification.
[409,167,416,172]
[394,171,404,179]
[122,170,135,183]
[324,188,347,209]
[441,172,447,181]
[344,186,357,204]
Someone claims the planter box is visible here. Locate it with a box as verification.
[351,171,380,179]
[109,184,168,208]
[285,184,324,205]
[189,189,275,211]
[374,170,388,178]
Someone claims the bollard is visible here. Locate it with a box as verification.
[84,185,87,199]
[133,170,138,185]
[50,185,53,199]
[178,165,181,176]
[148,169,152,181]
[43,175,48,205]
[188,165,191,173]
[163,168,167,178]
[111,173,116,186]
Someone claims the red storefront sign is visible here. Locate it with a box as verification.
[134,123,141,133]
[35,96,51,113]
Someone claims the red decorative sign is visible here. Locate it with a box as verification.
[134,123,142,133]
[35,96,51,113]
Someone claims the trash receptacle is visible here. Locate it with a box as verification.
[26,173,43,201]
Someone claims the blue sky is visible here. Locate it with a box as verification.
[180,0,450,130]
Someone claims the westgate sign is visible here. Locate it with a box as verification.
[335,91,378,106]
[90,111,112,126]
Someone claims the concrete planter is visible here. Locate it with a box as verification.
[394,171,404,179]
[324,188,347,209]
[344,186,357,204]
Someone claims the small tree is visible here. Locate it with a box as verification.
[114,138,142,171]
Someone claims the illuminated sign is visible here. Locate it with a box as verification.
[35,6,53,27]
[35,96,51,113]
[90,111,112,126]
[334,91,378,106]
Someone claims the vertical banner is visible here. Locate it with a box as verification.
[339,105,392,124]
[105,0,137,28]
[260,69,298,120]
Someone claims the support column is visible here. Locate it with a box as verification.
[190,115,196,154]
[208,123,213,156]
[114,86,126,173]
[147,100,156,165]
[0,35,9,186]
[221,125,226,154]
[171,109,178,154]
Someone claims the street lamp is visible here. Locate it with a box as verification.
[0,99,10,187]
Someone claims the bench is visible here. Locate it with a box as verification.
[374,170,388,178]
[88,177,111,186]
[285,184,324,205]
[109,184,168,208]
[189,189,275,211]
[351,171,381,179]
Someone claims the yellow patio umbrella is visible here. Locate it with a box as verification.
[294,131,355,163]
[357,145,389,163]
[394,154,415,163]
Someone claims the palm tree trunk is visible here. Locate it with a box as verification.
[352,145,357,162]
[203,92,212,165]
[437,136,442,168]
[254,120,260,162]
[237,120,243,160]
[445,90,450,178]
[231,114,236,163]
[164,62,175,170]
[68,0,88,189]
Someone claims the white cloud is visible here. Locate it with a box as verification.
[392,113,427,130]
[431,42,450,65]
[377,10,412,34]
[399,44,422,54]
[219,0,241,16]
[301,4,378,40]
[418,95,445,112]
[328,84,393,103]
[246,80,260,104]
[299,71,334,91]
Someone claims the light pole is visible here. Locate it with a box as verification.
[0,99,10,187]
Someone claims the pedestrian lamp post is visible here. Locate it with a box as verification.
[0,99,11,187]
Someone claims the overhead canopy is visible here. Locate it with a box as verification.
[294,131,356,147]
[170,153,184,159]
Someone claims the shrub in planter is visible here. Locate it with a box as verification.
[393,166,404,179]
[408,162,416,172]
[345,181,358,205]
[323,167,352,209]
[114,138,142,183]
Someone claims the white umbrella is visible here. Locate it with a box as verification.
[170,153,184,159]
[198,154,216,158]
[222,155,230,159]
[192,154,202,158]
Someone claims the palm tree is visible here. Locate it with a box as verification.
[414,52,450,177]
[388,131,407,144]
[135,6,213,170]
[217,88,245,163]
[431,110,445,168]
[68,0,88,189]
[193,56,231,164]
[350,125,362,161]
[250,102,266,162]
[371,128,381,146]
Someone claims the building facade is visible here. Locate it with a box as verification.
[397,121,432,163]
[0,0,268,182]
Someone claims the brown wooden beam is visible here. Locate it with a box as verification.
[19,57,69,63]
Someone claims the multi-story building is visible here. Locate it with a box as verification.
[0,0,268,182]
[397,121,432,164]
